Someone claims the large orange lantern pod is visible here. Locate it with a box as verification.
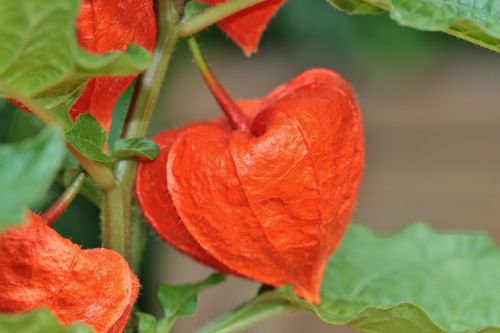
[0,213,139,333]
[136,69,365,303]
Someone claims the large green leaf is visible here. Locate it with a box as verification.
[6,107,44,143]
[0,309,93,333]
[139,274,225,333]
[286,223,500,332]
[327,0,500,53]
[199,224,500,333]
[0,0,152,123]
[0,127,65,230]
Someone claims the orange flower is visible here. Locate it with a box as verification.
[0,213,138,333]
[199,0,285,56]
[136,69,364,303]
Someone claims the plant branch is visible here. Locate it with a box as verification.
[178,0,266,37]
[115,0,180,186]
[5,76,129,257]
[187,36,250,132]
[5,90,117,192]
[111,0,180,270]
[0,87,71,130]
[43,172,85,225]
[67,145,116,191]
[101,185,129,259]
[196,295,298,333]
[56,171,101,207]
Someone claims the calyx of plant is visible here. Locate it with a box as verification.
[0,213,139,333]
[136,68,365,303]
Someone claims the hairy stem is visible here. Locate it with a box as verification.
[187,37,250,132]
[101,184,130,259]
[113,0,180,271]
[67,145,116,191]
[178,0,266,37]
[43,173,86,225]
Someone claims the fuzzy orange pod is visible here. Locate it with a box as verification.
[71,0,157,132]
[136,69,364,303]
[0,213,139,333]
[198,0,285,56]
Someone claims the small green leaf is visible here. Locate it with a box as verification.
[150,274,225,331]
[137,313,158,333]
[0,309,93,333]
[139,274,225,333]
[159,273,225,319]
[113,138,160,160]
[65,114,112,163]
[0,127,65,230]
[278,223,500,333]
[0,0,152,122]
[184,1,210,19]
[326,0,500,53]
[327,0,383,14]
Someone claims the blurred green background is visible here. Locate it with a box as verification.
[1,1,499,332]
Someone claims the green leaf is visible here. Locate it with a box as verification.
[6,109,44,143]
[0,127,65,230]
[65,114,112,163]
[137,313,159,333]
[0,309,94,333]
[158,274,225,319]
[279,223,500,333]
[327,0,500,53]
[327,0,383,14]
[184,1,210,19]
[0,0,152,123]
[112,138,160,160]
[199,224,500,333]
[141,274,225,332]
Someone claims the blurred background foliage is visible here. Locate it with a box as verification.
[1,1,499,332]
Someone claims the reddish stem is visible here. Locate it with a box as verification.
[187,37,251,133]
[42,173,85,226]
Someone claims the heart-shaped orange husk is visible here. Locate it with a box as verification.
[198,0,285,56]
[136,69,364,303]
[0,213,138,333]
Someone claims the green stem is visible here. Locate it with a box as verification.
[119,1,180,144]
[1,87,71,130]
[178,0,266,37]
[112,0,180,271]
[196,295,298,333]
[67,145,116,191]
[101,184,129,259]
